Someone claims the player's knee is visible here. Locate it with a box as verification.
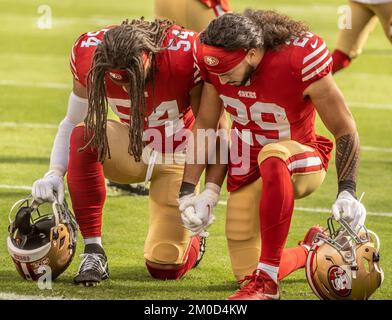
[145,260,186,280]
[331,49,352,73]
[150,242,181,264]
[145,242,187,280]
[257,142,290,165]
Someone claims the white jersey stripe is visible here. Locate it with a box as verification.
[70,57,77,73]
[71,47,76,63]
[287,156,322,172]
[303,42,326,64]
[302,48,329,75]
[302,57,333,82]
[194,69,200,78]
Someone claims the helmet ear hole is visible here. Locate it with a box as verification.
[362,257,370,273]
[59,236,66,249]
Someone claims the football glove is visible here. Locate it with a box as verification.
[179,183,220,237]
[332,190,366,230]
[32,170,65,204]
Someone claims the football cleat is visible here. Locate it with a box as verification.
[298,224,326,249]
[227,269,280,300]
[193,235,206,268]
[74,244,109,287]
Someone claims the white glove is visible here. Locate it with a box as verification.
[332,190,366,230]
[32,170,65,204]
[179,183,220,237]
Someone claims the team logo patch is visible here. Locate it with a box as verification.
[328,266,352,297]
[204,56,219,67]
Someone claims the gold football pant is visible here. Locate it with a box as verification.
[101,120,194,268]
[154,0,216,32]
[336,0,392,59]
[226,140,326,281]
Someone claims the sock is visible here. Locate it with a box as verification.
[146,236,201,280]
[332,49,351,74]
[258,262,278,283]
[67,126,106,239]
[84,237,103,247]
[278,246,308,281]
[258,157,295,269]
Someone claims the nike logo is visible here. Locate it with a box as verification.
[310,39,318,49]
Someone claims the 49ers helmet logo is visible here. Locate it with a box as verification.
[204,56,219,67]
[328,266,352,297]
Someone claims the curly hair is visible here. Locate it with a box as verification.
[84,18,173,162]
[200,9,309,51]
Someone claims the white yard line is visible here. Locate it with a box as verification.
[0,184,33,191]
[217,200,392,218]
[348,101,392,110]
[0,79,70,90]
[0,122,58,129]
[361,146,392,153]
[0,292,71,300]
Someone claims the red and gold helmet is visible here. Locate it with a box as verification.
[7,196,78,281]
[306,218,383,300]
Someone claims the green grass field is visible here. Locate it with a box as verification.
[0,0,391,300]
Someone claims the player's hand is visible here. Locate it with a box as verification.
[332,190,366,230]
[32,170,65,204]
[179,183,220,237]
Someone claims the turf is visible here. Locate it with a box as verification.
[0,0,391,300]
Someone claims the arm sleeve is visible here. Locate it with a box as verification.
[49,92,88,176]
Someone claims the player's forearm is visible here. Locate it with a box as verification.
[335,131,360,197]
[48,92,88,176]
[181,123,220,195]
[204,116,229,188]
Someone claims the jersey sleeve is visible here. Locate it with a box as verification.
[290,33,333,92]
[69,33,97,87]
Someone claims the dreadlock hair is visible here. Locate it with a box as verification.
[84,18,173,162]
[200,9,309,51]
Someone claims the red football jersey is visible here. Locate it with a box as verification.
[198,0,231,15]
[70,25,201,154]
[195,32,334,192]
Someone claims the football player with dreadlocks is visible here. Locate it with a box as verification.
[332,0,392,73]
[155,0,231,32]
[31,18,227,286]
[178,10,367,300]
[107,0,232,196]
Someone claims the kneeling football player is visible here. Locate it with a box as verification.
[179,10,367,300]
[31,18,227,286]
